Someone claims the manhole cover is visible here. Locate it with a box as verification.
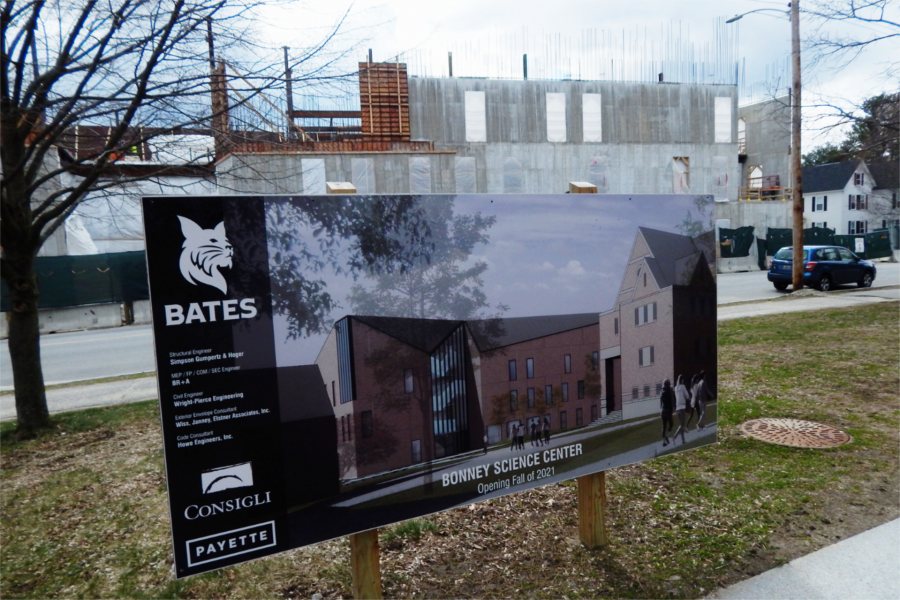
[739,418,852,448]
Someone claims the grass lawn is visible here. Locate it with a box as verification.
[2,302,898,598]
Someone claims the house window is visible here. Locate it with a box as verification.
[559,410,568,430]
[508,359,517,381]
[854,172,864,185]
[564,354,572,374]
[526,357,534,379]
[527,387,536,408]
[545,384,554,406]
[577,380,585,399]
[631,386,639,400]
[591,351,599,370]
[614,317,619,335]
[576,407,584,427]
[639,345,655,367]
[561,382,569,402]
[644,384,651,398]
[411,440,422,463]
[635,302,657,325]
[361,410,373,438]
[509,389,518,412]
[820,196,827,211]
[403,369,414,394]
[849,194,866,210]
[656,382,663,395]
[848,221,868,235]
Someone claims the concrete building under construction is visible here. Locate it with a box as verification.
[217,61,741,199]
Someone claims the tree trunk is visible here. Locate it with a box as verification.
[4,252,51,436]
[2,102,52,436]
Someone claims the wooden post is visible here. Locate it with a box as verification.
[350,529,383,599]
[577,472,608,548]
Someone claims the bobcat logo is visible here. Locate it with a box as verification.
[177,216,233,294]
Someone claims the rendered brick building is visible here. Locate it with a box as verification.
[315,313,600,480]
[599,227,716,421]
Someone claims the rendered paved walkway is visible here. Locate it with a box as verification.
[708,518,900,599]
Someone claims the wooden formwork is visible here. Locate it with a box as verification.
[358,62,410,141]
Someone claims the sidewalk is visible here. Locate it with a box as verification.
[0,375,158,421]
[708,518,900,599]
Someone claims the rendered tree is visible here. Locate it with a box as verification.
[348,200,503,320]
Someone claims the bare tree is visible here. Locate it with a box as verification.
[0,0,328,436]
[802,1,899,144]
[804,1,899,70]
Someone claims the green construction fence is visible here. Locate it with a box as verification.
[0,251,149,312]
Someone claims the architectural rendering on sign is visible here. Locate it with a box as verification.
[142,193,717,577]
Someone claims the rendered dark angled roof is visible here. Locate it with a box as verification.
[348,312,599,353]
[467,313,599,351]
[352,315,464,353]
[277,365,332,421]
[801,160,859,193]
[638,227,702,288]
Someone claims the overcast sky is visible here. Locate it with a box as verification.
[255,0,898,149]
[270,193,709,366]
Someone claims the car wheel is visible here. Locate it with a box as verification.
[858,272,873,288]
[818,275,832,292]
[773,282,788,291]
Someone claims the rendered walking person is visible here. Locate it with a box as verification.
[517,423,526,450]
[509,423,518,451]
[543,416,551,445]
[671,374,690,444]
[530,420,539,447]
[660,378,675,446]
[691,370,711,429]
[684,373,699,428]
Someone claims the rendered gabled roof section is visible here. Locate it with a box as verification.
[467,313,599,351]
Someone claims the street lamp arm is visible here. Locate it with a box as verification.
[726,7,789,23]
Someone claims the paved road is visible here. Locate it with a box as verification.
[0,324,156,390]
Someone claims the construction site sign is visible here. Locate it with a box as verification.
[142,194,718,577]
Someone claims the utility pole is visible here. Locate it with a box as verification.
[790,0,804,290]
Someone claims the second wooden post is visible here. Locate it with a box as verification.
[577,471,609,548]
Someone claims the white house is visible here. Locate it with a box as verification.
[802,159,900,236]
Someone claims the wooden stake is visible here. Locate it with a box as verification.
[350,529,382,599]
[577,471,609,547]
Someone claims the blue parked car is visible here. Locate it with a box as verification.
[767,245,876,291]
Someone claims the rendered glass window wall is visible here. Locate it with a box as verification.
[335,318,355,404]
[430,326,470,459]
